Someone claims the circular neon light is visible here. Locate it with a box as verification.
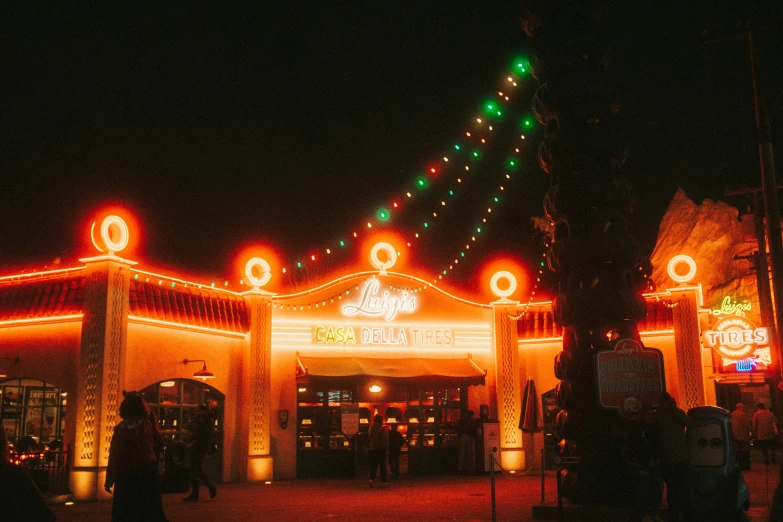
[245,257,272,288]
[490,271,517,298]
[369,242,397,271]
[92,215,129,254]
[667,255,696,284]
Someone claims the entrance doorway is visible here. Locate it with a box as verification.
[139,379,224,492]
[296,382,469,478]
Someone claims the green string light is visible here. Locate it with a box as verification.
[339,240,345,247]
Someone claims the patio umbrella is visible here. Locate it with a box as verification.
[520,379,543,433]
[520,378,546,503]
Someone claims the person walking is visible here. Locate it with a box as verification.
[457,410,477,474]
[183,404,217,501]
[387,423,405,478]
[655,392,692,521]
[368,414,388,487]
[752,403,779,465]
[104,391,168,522]
[730,402,753,470]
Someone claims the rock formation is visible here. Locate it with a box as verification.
[650,188,758,315]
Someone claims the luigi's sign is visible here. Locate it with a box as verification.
[595,339,665,412]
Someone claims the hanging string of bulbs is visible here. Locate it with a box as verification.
[278,58,533,277]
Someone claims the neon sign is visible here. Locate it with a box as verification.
[341,279,416,321]
[711,296,752,318]
[703,316,769,361]
[314,325,453,346]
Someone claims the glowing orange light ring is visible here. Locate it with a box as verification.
[369,242,397,271]
[667,255,696,284]
[92,215,129,254]
[490,271,517,298]
[245,257,272,288]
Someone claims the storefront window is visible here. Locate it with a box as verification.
[139,380,224,447]
[296,382,470,477]
[1,378,66,450]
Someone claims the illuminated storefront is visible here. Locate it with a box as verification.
[0,215,747,499]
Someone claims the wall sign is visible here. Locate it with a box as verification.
[711,296,752,318]
[595,339,664,412]
[341,279,416,321]
[314,325,453,346]
[703,316,769,361]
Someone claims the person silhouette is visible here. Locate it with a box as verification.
[104,391,168,522]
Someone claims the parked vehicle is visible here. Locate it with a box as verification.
[686,406,750,521]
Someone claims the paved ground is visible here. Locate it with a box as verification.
[49,461,781,522]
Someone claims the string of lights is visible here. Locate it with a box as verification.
[431,129,536,284]
[279,57,533,277]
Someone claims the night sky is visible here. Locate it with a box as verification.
[2,2,782,297]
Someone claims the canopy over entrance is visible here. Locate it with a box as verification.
[296,355,486,387]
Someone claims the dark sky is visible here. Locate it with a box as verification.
[2,2,782,296]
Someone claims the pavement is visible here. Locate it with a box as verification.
[48,459,781,522]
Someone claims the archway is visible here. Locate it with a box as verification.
[139,379,224,491]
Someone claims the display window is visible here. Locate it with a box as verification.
[296,381,470,478]
[0,378,66,450]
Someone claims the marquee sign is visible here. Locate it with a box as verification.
[595,339,664,412]
[313,326,454,347]
[341,279,416,321]
[703,316,769,361]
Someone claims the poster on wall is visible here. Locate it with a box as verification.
[595,339,665,412]
[24,387,58,439]
[2,385,22,418]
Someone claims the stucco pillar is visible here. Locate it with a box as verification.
[239,290,275,481]
[669,287,708,410]
[71,255,134,500]
[491,300,523,470]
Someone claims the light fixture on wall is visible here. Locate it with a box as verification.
[369,385,382,393]
[182,359,215,380]
[0,356,20,379]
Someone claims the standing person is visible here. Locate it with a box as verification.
[184,404,217,501]
[457,410,476,474]
[387,423,405,478]
[368,414,388,487]
[105,391,168,522]
[0,427,56,522]
[752,403,779,465]
[730,402,753,470]
[655,392,692,522]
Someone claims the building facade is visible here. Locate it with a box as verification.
[0,214,764,500]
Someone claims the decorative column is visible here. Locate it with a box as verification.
[239,257,275,481]
[489,272,524,470]
[71,253,134,500]
[669,286,708,410]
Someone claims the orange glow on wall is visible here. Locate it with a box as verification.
[128,315,246,338]
[0,314,84,328]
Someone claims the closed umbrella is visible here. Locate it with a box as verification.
[520,379,543,433]
[520,379,546,504]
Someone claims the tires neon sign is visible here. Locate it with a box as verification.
[703,316,769,361]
